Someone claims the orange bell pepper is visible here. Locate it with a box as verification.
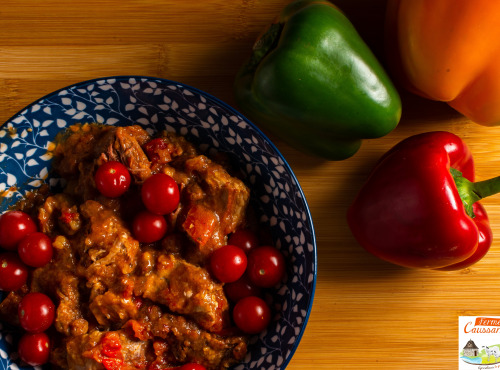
[385,0,500,125]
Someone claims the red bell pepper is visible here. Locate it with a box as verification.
[347,131,496,270]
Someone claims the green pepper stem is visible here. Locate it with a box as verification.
[451,167,500,218]
[247,23,282,71]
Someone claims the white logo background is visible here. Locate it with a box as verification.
[460,316,500,370]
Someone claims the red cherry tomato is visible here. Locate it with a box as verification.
[132,210,167,243]
[232,296,271,334]
[141,173,180,215]
[247,246,286,288]
[0,210,37,250]
[224,273,262,302]
[18,232,53,267]
[228,229,259,254]
[94,161,131,198]
[18,332,50,366]
[0,252,28,291]
[210,245,247,283]
[18,292,55,333]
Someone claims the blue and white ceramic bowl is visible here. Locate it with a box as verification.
[0,76,316,370]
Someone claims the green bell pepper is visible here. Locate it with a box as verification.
[234,0,402,160]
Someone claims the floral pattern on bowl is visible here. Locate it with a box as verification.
[0,76,316,370]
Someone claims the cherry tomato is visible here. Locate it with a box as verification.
[247,246,286,288]
[0,210,37,250]
[232,296,271,334]
[179,364,206,370]
[228,229,259,254]
[132,210,167,243]
[210,245,247,283]
[18,332,50,366]
[0,252,28,291]
[18,232,53,267]
[224,273,262,303]
[141,173,180,215]
[18,292,55,333]
[94,161,131,198]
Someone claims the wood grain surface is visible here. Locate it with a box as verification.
[2,1,500,369]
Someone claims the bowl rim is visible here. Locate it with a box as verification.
[2,75,318,369]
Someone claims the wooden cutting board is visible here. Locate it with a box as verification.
[2,1,500,368]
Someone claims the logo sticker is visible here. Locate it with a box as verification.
[460,317,500,369]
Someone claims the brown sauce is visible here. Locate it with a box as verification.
[1,124,255,369]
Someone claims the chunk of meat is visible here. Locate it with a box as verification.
[78,200,140,293]
[30,235,89,336]
[160,232,186,256]
[52,125,110,201]
[143,132,198,173]
[53,124,114,178]
[89,289,140,329]
[65,303,246,370]
[55,273,89,336]
[53,124,153,200]
[0,289,27,326]
[143,137,179,169]
[66,329,149,370]
[94,125,152,180]
[183,155,249,236]
[133,249,229,333]
[126,304,247,369]
[175,155,250,263]
[38,193,82,237]
[111,126,152,182]
[31,264,88,336]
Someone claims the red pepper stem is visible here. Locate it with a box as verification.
[451,167,500,218]
[473,176,500,199]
